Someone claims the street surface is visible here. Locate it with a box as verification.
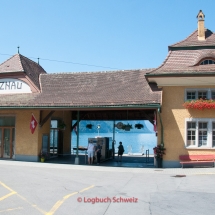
[0,160,215,215]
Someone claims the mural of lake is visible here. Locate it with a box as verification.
[71,132,157,155]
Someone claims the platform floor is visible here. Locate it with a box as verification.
[46,154,155,168]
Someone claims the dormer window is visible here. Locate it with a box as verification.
[200,59,215,65]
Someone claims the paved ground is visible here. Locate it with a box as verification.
[46,154,155,168]
[1,159,215,215]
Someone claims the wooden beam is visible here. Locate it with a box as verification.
[142,112,154,124]
[39,111,55,127]
[71,112,88,130]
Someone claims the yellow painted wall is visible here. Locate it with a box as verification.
[160,86,215,162]
[0,110,40,156]
[17,110,40,156]
[0,109,71,159]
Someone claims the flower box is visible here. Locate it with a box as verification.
[183,99,215,110]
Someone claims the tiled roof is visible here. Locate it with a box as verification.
[0,54,24,73]
[0,54,46,89]
[169,29,215,49]
[20,55,46,90]
[147,28,215,75]
[148,49,215,75]
[0,69,161,108]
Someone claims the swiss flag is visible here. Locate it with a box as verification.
[73,126,77,135]
[153,111,157,133]
[30,114,38,134]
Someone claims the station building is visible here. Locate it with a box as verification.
[0,54,160,163]
[0,10,215,168]
[146,10,215,167]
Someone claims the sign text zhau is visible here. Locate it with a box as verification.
[0,79,31,94]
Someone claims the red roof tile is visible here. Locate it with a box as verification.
[0,54,23,73]
[20,55,46,89]
[0,54,46,90]
[0,69,161,108]
[169,29,215,49]
[147,28,215,75]
[148,49,215,75]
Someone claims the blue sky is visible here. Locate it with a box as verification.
[0,1,214,73]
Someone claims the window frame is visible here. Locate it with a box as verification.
[198,122,208,147]
[184,88,215,101]
[200,59,215,65]
[187,122,196,147]
[185,118,214,149]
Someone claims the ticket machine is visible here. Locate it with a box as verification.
[88,137,112,162]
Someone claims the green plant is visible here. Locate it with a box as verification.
[86,124,93,129]
[135,123,144,129]
[121,123,133,131]
[153,145,166,158]
[58,121,66,130]
[40,151,49,159]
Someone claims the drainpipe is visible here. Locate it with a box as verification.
[75,111,80,164]
[157,108,164,147]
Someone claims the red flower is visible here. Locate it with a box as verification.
[153,145,166,158]
[183,99,215,110]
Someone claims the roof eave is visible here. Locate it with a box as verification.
[0,103,161,110]
[145,72,215,78]
[0,71,24,74]
[168,45,215,51]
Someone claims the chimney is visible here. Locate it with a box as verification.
[197,10,205,40]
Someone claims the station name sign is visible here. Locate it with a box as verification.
[0,79,31,94]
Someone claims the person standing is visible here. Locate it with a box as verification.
[117,141,124,162]
[87,140,95,165]
[112,140,116,159]
[95,142,102,165]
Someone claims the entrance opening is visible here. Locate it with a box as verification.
[50,120,59,157]
[50,119,64,158]
[71,120,156,167]
[0,116,15,159]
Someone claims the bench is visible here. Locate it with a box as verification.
[179,155,215,168]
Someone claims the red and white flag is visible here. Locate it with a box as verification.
[30,114,38,134]
[153,111,157,133]
[73,126,77,135]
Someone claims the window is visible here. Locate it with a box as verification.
[200,59,215,65]
[187,91,196,100]
[187,122,196,146]
[212,91,215,99]
[198,122,207,147]
[51,120,58,128]
[185,88,215,100]
[198,91,207,99]
[185,118,215,148]
[0,116,15,126]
